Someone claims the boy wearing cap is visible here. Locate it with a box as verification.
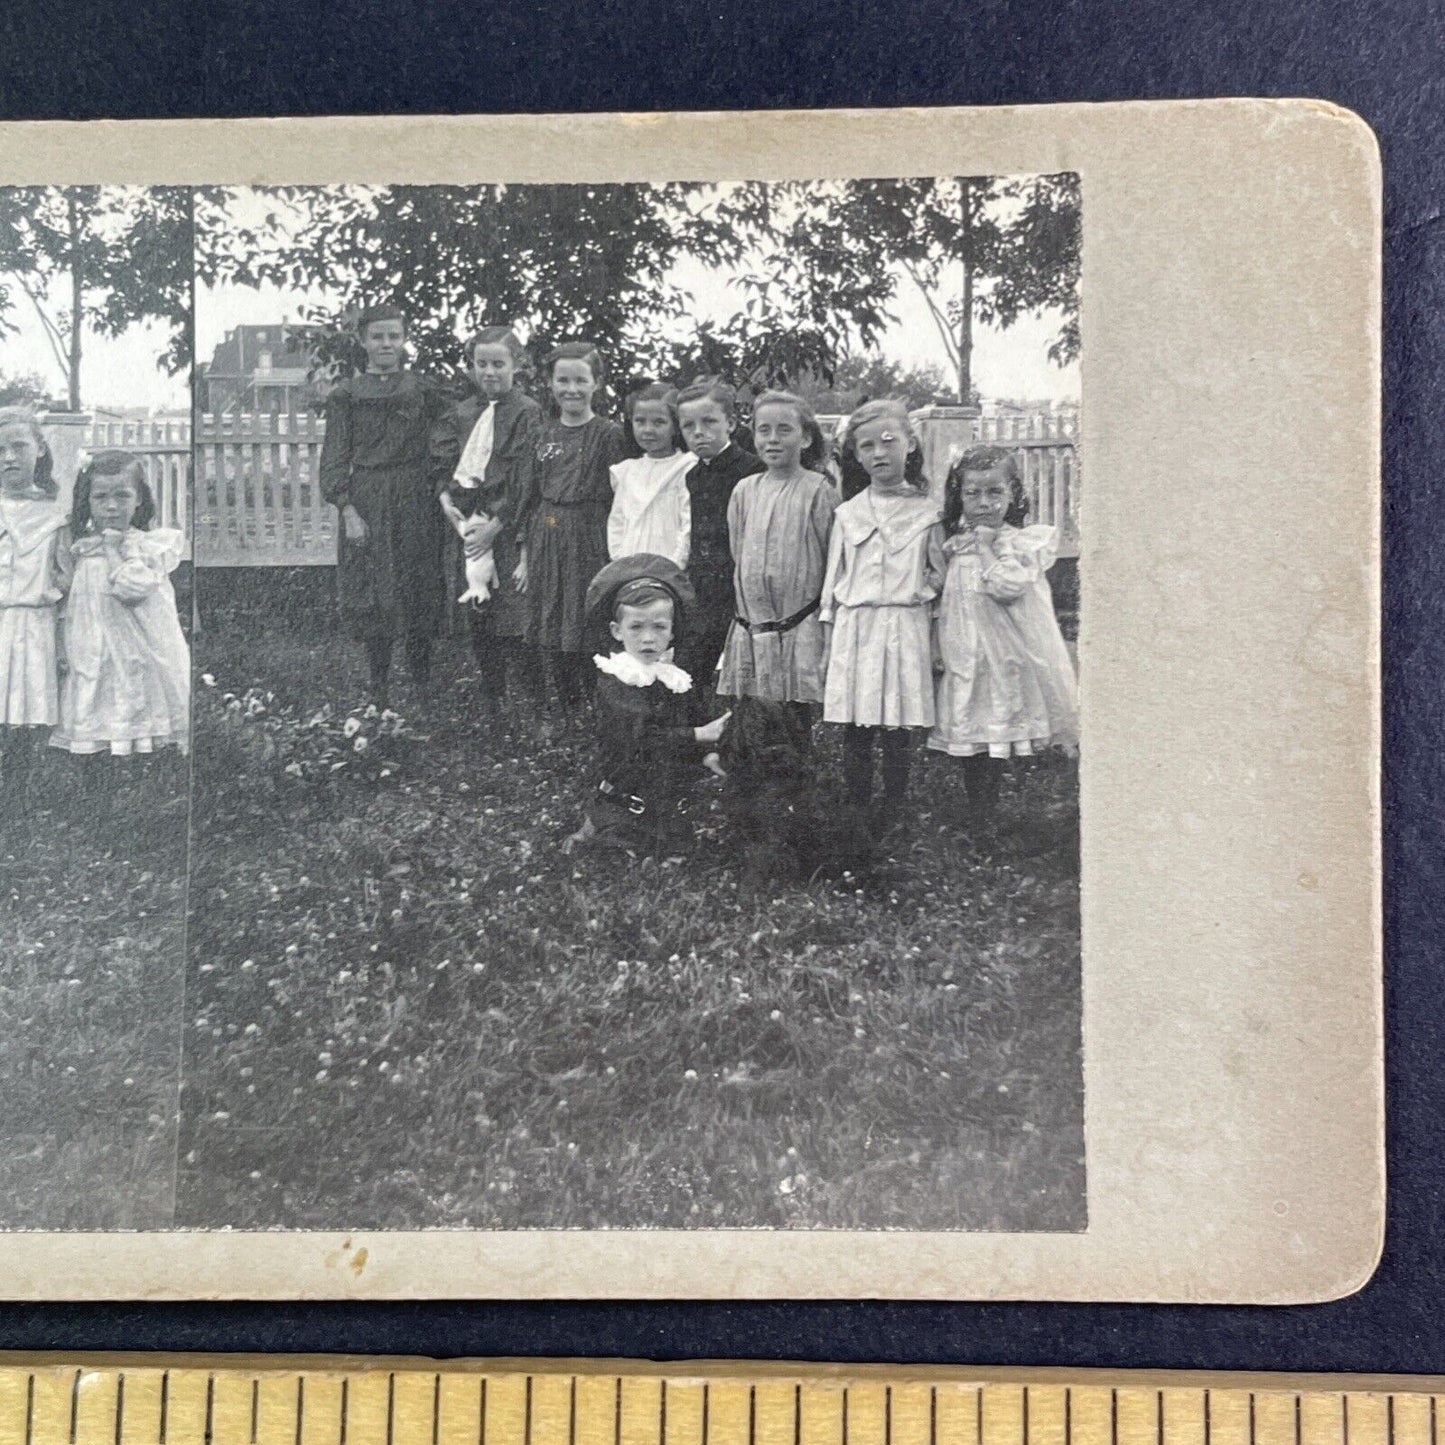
[563,553,731,857]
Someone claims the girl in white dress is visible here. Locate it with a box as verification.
[50,451,190,764]
[928,445,1079,834]
[820,400,944,832]
[0,409,72,824]
[607,384,693,568]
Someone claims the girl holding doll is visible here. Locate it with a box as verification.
[49,450,190,764]
[432,325,544,717]
[820,400,945,833]
[607,383,692,569]
[0,409,72,822]
[521,340,628,714]
[716,389,839,736]
[319,302,452,707]
[928,444,1079,835]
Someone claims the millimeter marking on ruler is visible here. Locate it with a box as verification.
[2,1365,1445,1445]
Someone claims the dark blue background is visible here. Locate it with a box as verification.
[0,0,1438,1373]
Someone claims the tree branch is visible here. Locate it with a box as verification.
[7,271,69,383]
[900,258,961,373]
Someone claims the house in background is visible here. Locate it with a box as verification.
[198,323,324,416]
[89,404,191,443]
[980,396,1079,428]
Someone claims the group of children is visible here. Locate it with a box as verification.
[569,391,1079,857]
[307,304,1079,858]
[0,302,1080,861]
[0,408,191,826]
[242,302,1080,859]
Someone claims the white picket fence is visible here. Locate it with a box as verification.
[194,410,333,566]
[170,405,1082,567]
[85,417,192,556]
[34,414,192,560]
[822,406,1080,558]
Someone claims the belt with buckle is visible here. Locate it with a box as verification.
[734,596,820,635]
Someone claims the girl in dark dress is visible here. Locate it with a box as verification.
[319,304,452,706]
[676,377,764,693]
[432,326,544,718]
[521,341,627,714]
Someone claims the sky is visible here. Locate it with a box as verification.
[0,180,1079,413]
[0,300,188,413]
[194,183,1079,406]
[193,262,1078,406]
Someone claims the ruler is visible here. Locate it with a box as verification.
[0,1361,1440,1445]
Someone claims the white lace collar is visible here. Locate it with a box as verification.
[593,651,693,693]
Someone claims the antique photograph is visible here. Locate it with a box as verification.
[0,184,192,1228]
[181,175,1086,1230]
[0,103,1380,1302]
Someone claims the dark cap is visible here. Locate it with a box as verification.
[585,553,696,629]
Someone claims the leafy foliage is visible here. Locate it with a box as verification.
[0,186,193,407]
[198,679,421,791]
[0,367,51,407]
[794,354,966,414]
[196,176,1080,407]
[197,184,739,406]
[710,176,1081,399]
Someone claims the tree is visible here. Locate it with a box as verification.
[793,354,966,414]
[194,176,1078,412]
[0,187,192,410]
[195,184,742,406]
[196,183,914,403]
[708,174,1080,404]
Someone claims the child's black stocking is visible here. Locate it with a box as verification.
[879,728,914,824]
[785,701,816,750]
[553,652,590,712]
[364,636,392,706]
[842,725,876,810]
[404,635,433,690]
[506,639,544,708]
[468,615,506,702]
[961,752,1004,832]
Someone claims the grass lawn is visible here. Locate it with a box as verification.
[0,743,188,1229]
[179,593,1085,1232]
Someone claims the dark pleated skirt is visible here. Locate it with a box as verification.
[336,465,446,644]
[526,500,608,653]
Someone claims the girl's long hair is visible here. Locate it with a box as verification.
[0,408,57,498]
[70,450,156,535]
[624,381,682,451]
[840,398,929,496]
[751,390,828,472]
[942,445,1029,534]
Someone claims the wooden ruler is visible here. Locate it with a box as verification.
[0,1361,1440,1445]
